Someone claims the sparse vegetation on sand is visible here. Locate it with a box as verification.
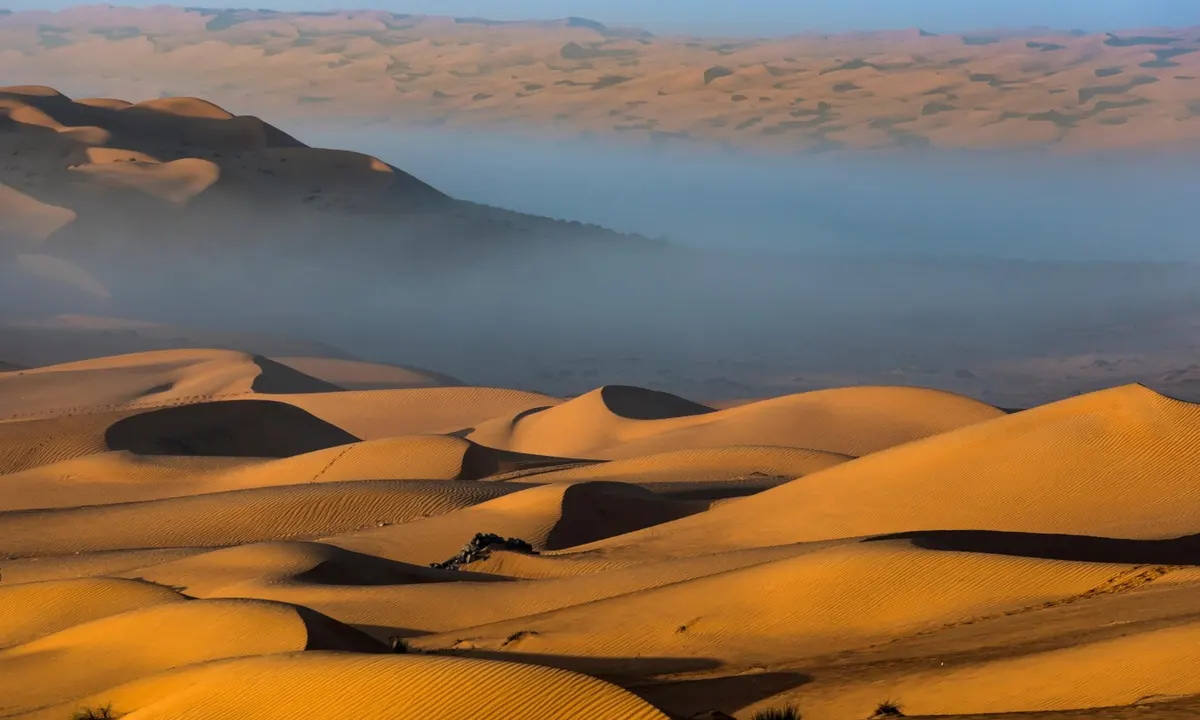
[872,699,905,717]
[72,707,118,720]
[751,706,801,720]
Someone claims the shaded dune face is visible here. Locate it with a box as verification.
[104,400,360,457]
[597,384,715,420]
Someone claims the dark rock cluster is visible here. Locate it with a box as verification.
[430,532,538,570]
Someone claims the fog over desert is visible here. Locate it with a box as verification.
[4,3,1200,720]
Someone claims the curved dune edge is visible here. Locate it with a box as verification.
[0,577,186,648]
[468,384,1004,459]
[15,653,669,720]
[494,444,851,484]
[326,480,707,566]
[0,480,527,558]
[0,435,580,511]
[579,383,1200,559]
[67,157,220,204]
[0,349,337,421]
[408,541,1146,663]
[0,598,325,715]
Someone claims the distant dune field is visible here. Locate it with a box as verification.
[3,6,1200,152]
[4,348,1200,720]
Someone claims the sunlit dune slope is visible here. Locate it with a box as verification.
[410,540,1154,663]
[0,348,337,420]
[6,348,1200,720]
[13,653,669,720]
[585,384,1200,559]
[113,540,817,632]
[0,577,185,648]
[469,384,1003,458]
[282,386,560,438]
[799,619,1200,720]
[0,598,382,716]
[327,480,707,565]
[0,435,574,510]
[0,480,526,557]
[493,444,850,484]
[0,397,359,474]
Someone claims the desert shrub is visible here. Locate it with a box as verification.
[752,706,800,720]
[873,700,904,717]
[73,707,118,720]
[388,636,410,653]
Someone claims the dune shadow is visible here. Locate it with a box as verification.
[599,385,715,420]
[545,481,707,550]
[104,399,359,457]
[867,529,1200,565]
[420,647,720,679]
[458,441,598,480]
[249,355,344,394]
[631,671,813,719]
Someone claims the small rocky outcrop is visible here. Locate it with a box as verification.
[430,532,538,570]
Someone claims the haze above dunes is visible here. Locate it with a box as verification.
[5,349,1200,720]
[4,5,1200,152]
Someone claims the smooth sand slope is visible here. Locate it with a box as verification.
[4,350,1200,719]
[582,383,1200,561]
[468,384,1003,459]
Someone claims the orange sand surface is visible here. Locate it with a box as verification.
[4,347,1200,719]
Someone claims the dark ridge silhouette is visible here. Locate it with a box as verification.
[866,529,1200,565]
[105,399,359,457]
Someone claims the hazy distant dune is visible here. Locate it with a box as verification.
[3,6,1194,152]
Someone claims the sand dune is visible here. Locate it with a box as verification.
[0,577,185,647]
[327,480,708,565]
[469,384,1003,458]
[0,480,525,557]
[0,598,380,716]
[4,350,1200,718]
[5,8,1198,152]
[583,383,1200,560]
[792,617,1200,720]
[0,349,336,419]
[0,435,572,510]
[0,82,646,313]
[408,540,1149,663]
[13,653,669,720]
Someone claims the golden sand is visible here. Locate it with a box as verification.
[4,348,1200,719]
